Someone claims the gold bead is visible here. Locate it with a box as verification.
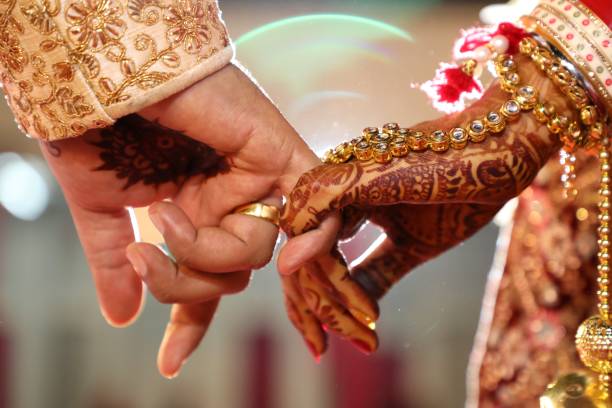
[495,54,517,74]
[461,59,477,76]
[515,85,538,110]
[449,127,468,149]
[581,106,599,126]
[500,99,521,121]
[322,149,336,164]
[564,85,589,109]
[533,103,556,123]
[531,46,556,70]
[382,123,400,135]
[552,67,576,88]
[371,132,394,145]
[407,130,428,151]
[484,111,506,133]
[518,37,538,55]
[354,140,373,161]
[561,121,583,150]
[390,138,409,157]
[575,316,612,376]
[429,130,450,152]
[500,72,521,92]
[547,115,569,134]
[397,128,410,138]
[363,127,379,141]
[372,142,392,164]
[334,143,354,163]
[468,119,488,143]
[350,136,366,146]
[590,122,605,144]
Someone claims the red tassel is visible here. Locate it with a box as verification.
[421,22,525,113]
[419,63,483,114]
[494,22,528,54]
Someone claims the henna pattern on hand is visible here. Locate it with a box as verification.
[353,202,503,298]
[92,114,229,189]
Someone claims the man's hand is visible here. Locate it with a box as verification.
[40,62,323,378]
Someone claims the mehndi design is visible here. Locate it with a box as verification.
[281,47,587,358]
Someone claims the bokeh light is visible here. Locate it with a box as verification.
[236,13,416,154]
[0,153,50,221]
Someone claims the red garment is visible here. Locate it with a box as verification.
[581,0,612,28]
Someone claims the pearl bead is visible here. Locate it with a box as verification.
[490,35,509,54]
[473,46,492,62]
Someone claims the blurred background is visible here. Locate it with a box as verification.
[0,1,537,407]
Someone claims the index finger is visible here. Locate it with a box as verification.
[149,201,280,273]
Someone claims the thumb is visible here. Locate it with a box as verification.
[68,202,144,327]
[277,212,340,275]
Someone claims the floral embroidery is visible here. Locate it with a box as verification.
[0,31,28,74]
[163,0,210,54]
[20,1,58,35]
[65,0,126,50]
[0,0,230,140]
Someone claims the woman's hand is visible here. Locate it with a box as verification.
[277,54,576,356]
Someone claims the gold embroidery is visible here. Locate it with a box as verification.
[65,0,126,51]
[163,0,210,54]
[0,0,230,140]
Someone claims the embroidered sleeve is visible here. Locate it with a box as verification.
[0,0,232,140]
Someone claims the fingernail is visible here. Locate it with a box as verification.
[126,246,147,278]
[148,207,166,236]
[305,340,322,363]
[158,324,186,380]
[351,339,374,355]
[349,308,377,330]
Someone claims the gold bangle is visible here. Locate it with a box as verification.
[234,203,281,227]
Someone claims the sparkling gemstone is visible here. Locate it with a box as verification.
[519,86,535,97]
[487,112,501,123]
[408,130,425,138]
[373,133,393,143]
[451,128,466,140]
[503,58,515,69]
[431,130,446,141]
[356,141,370,149]
[505,100,520,113]
[374,142,389,151]
[471,121,485,132]
[384,123,399,130]
[398,128,410,137]
[505,72,520,84]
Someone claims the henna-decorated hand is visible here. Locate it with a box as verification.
[40,63,374,377]
[277,55,578,356]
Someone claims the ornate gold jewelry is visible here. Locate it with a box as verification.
[449,128,468,150]
[429,130,450,152]
[467,120,488,143]
[484,111,506,133]
[234,203,281,227]
[372,142,392,164]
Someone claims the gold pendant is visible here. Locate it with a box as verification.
[540,372,610,407]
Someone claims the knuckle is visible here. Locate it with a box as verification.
[151,287,175,304]
[227,272,251,294]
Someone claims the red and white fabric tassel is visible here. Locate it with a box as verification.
[419,22,528,113]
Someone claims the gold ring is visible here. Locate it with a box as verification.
[233,202,280,227]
